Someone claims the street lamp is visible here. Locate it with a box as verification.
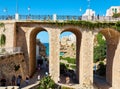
[88,0,90,20]
[16,0,18,13]
[3,8,7,15]
[79,8,82,20]
[28,6,31,15]
[79,8,82,12]
[3,8,8,20]
[27,6,31,20]
[15,0,19,20]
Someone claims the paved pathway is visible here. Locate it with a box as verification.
[20,67,48,88]
[94,75,110,89]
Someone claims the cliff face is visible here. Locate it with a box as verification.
[60,36,76,58]
[36,39,46,58]
[0,53,27,85]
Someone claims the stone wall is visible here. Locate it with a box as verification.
[0,21,15,48]
[0,21,120,89]
[0,53,27,85]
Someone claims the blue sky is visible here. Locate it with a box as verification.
[0,0,120,43]
[37,31,72,43]
[0,0,120,15]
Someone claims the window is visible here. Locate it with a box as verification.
[115,8,117,13]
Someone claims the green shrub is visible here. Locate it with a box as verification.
[70,65,76,69]
[96,61,106,76]
[60,57,76,64]
[61,86,75,89]
[14,64,20,72]
[60,62,68,74]
[66,64,69,68]
[112,13,120,18]
[0,34,6,47]
[94,33,106,63]
[38,76,56,89]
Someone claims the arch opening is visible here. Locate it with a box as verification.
[59,27,82,85]
[29,27,49,78]
[94,28,120,88]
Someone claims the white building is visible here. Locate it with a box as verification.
[106,6,120,16]
[60,34,76,46]
[82,9,95,20]
[69,34,76,43]
[83,9,95,16]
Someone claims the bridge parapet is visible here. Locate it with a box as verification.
[0,14,120,22]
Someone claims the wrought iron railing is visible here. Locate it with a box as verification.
[57,15,81,21]
[0,47,21,55]
[0,15,15,20]
[0,14,119,21]
[19,15,53,21]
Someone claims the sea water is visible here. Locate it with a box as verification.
[43,43,64,56]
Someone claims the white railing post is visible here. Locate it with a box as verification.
[53,14,57,22]
[15,13,19,20]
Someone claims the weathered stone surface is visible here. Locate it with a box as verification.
[0,21,120,89]
[0,53,27,85]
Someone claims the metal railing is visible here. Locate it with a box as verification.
[0,14,120,22]
[0,47,21,55]
[19,15,53,21]
[0,15,15,20]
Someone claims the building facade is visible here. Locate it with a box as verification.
[106,6,120,16]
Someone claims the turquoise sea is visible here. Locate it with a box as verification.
[43,43,64,56]
[43,43,49,56]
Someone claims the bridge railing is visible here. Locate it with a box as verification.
[0,15,15,20]
[0,47,21,55]
[57,15,81,21]
[19,15,53,21]
[0,14,120,21]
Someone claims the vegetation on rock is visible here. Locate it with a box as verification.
[50,20,120,32]
[0,23,5,32]
[0,34,6,47]
[14,64,20,71]
[112,13,120,18]
[60,56,76,64]
[94,33,106,63]
[96,61,106,76]
[38,76,56,89]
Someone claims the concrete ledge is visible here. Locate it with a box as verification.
[22,81,39,89]
[0,86,19,89]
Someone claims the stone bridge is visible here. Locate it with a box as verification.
[0,21,120,89]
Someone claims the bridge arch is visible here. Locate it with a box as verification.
[60,26,82,83]
[95,28,120,88]
[28,26,50,76]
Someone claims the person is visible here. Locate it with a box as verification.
[25,76,29,85]
[16,75,22,87]
[92,14,94,20]
[45,72,48,76]
[38,64,40,72]
[66,76,70,84]
[11,75,16,86]
[97,14,99,20]
[37,74,40,81]
[0,76,6,86]
[94,64,97,74]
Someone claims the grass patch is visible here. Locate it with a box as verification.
[60,57,76,64]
